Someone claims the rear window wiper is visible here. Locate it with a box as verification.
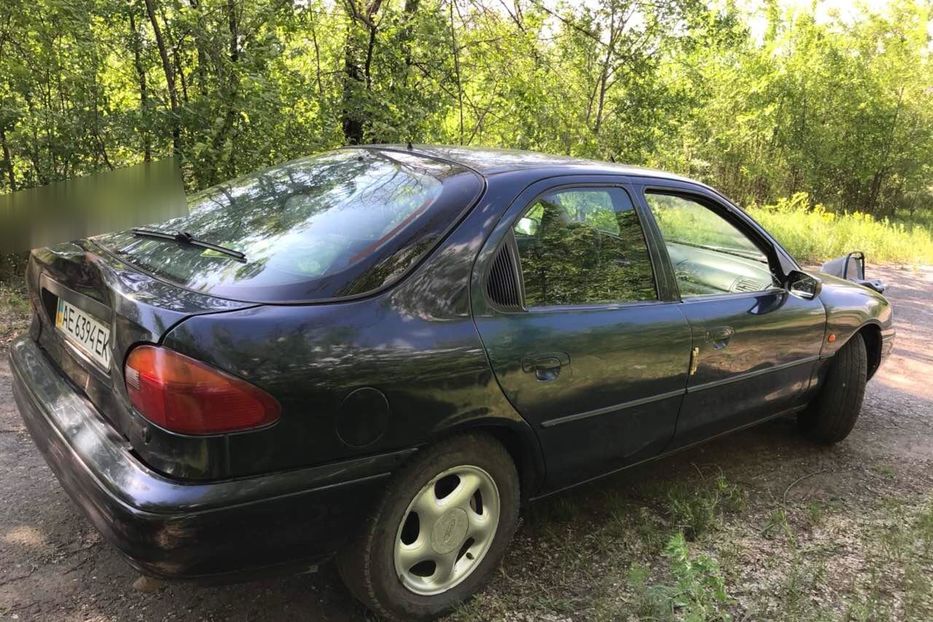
[131,227,246,262]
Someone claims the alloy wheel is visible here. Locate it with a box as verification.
[393,465,500,596]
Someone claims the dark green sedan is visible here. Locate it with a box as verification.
[10,146,894,620]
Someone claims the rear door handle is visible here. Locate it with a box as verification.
[706,326,735,350]
[521,352,570,382]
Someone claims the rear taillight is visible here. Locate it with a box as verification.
[124,345,280,435]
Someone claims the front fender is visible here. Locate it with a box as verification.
[817,272,894,361]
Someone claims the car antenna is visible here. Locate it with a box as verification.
[609,154,616,163]
[406,140,413,150]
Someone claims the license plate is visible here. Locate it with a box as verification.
[55,298,112,370]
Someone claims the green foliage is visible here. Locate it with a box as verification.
[747,193,933,264]
[661,1,933,221]
[0,0,929,225]
[518,190,658,306]
[628,533,732,622]
[667,474,747,541]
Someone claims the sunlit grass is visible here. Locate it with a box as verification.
[746,193,933,265]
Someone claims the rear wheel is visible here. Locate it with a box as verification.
[337,434,520,621]
[798,333,868,443]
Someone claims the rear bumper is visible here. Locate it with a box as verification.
[9,338,415,581]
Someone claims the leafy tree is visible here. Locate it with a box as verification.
[0,0,929,222]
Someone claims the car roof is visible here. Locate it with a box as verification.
[356,144,696,182]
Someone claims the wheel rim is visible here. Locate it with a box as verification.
[393,465,500,596]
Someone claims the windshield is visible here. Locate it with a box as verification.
[94,149,483,302]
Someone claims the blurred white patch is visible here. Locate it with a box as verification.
[3,525,46,548]
[0,158,186,253]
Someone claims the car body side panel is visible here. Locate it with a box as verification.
[802,272,895,395]
[473,303,691,489]
[670,291,826,447]
[469,174,694,490]
[816,272,894,357]
[160,172,544,484]
[162,301,509,474]
[624,180,828,447]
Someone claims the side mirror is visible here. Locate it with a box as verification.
[821,251,865,281]
[786,270,822,300]
[515,217,538,236]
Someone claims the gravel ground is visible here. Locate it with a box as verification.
[1,265,930,621]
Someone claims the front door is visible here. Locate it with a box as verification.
[640,189,826,447]
[473,180,692,488]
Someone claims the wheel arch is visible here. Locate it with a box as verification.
[856,322,883,380]
[427,418,546,503]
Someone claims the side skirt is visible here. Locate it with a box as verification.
[528,404,806,501]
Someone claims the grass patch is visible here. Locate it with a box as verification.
[842,500,933,621]
[666,475,746,541]
[746,193,933,265]
[0,279,29,351]
[627,533,732,622]
[447,472,933,622]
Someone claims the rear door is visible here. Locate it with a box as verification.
[472,177,692,489]
[637,184,826,447]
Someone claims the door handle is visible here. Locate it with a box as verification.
[705,326,734,350]
[521,352,570,382]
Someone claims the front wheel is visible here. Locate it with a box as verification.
[798,333,868,444]
[337,434,520,621]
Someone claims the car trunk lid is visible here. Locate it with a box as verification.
[26,239,254,444]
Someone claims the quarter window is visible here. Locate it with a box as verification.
[644,192,779,297]
[512,188,657,307]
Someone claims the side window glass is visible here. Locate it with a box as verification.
[644,192,779,297]
[512,188,657,307]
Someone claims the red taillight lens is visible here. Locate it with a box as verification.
[124,345,280,435]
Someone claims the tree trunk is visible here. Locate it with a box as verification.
[593,10,620,138]
[173,46,189,104]
[448,1,464,144]
[309,11,325,99]
[129,8,152,162]
[228,0,239,63]
[865,87,905,216]
[143,0,181,158]
[204,0,240,182]
[341,27,365,145]
[187,0,210,89]
[341,0,383,145]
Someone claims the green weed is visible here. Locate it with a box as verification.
[627,533,732,622]
[872,464,897,480]
[762,508,793,541]
[747,193,933,265]
[805,501,826,529]
[667,475,746,541]
[781,551,828,621]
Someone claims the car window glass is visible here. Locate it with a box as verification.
[512,188,657,306]
[644,192,779,297]
[94,149,482,302]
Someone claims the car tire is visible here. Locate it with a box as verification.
[798,333,868,444]
[336,433,520,621]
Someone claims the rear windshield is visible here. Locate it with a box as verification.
[94,149,483,303]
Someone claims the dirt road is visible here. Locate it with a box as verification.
[2,265,931,621]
